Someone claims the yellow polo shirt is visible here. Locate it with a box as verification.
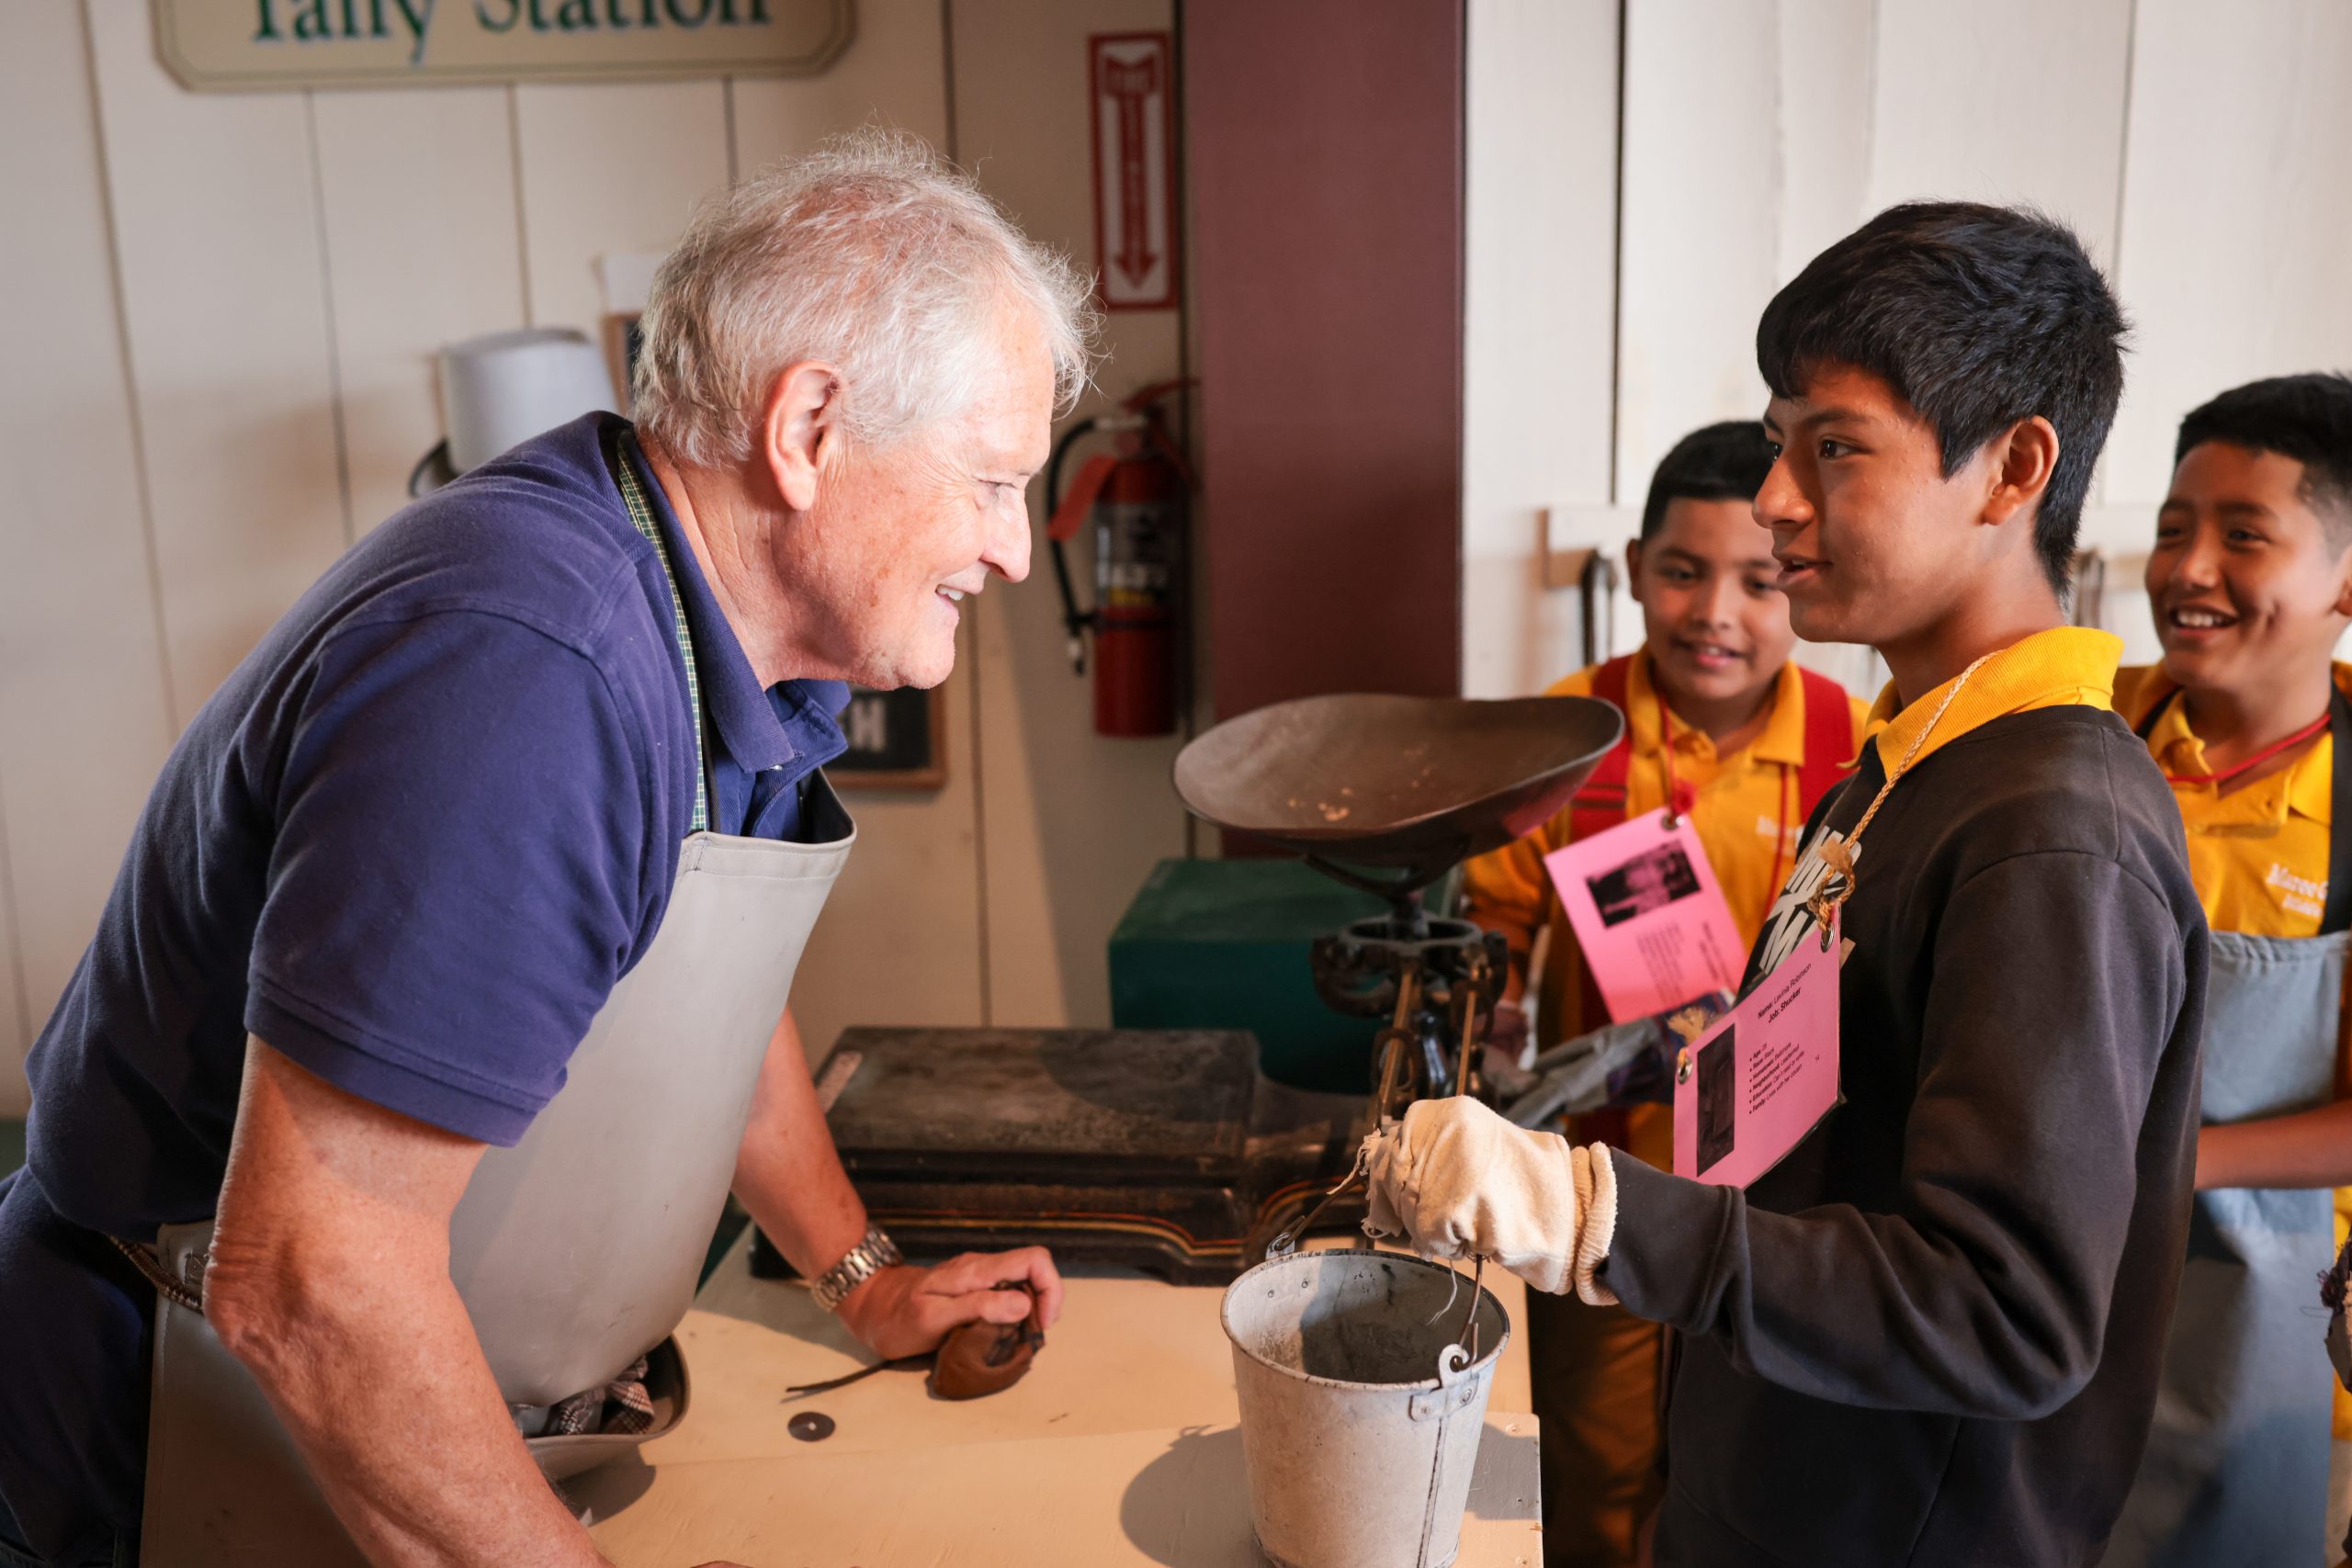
[2118,664,2343,942]
[1460,651,1868,1170]
[2120,662,2352,1436]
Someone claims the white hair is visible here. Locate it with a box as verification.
[632,129,1098,468]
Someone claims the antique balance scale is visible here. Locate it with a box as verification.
[1172,692,1622,1117]
[808,691,1621,1280]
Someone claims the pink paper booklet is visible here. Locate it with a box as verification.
[1671,911,1842,1187]
[1544,808,1747,1024]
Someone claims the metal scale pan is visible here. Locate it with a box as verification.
[1172,692,1624,902]
[1174,691,1629,1230]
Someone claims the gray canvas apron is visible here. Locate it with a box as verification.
[130,440,854,1565]
[2107,689,2351,1568]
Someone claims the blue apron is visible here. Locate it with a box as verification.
[2107,689,2352,1568]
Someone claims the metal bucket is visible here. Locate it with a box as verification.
[1221,1249,1510,1568]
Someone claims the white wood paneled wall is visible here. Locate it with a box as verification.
[0,6,180,1118]
[1461,0,1621,704]
[0,0,1182,1112]
[1466,0,2352,701]
[949,0,1193,1032]
[2106,0,2352,511]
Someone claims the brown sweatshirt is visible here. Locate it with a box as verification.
[1600,703,2207,1567]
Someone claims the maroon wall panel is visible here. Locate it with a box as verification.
[1185,0,1464,720]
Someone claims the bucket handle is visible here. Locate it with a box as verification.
[1408,1344,1483,1422]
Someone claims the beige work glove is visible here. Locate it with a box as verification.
[1361,1095,1621,1303]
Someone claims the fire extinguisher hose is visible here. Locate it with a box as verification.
[1040,379,1195,679]
[1044,415,1103,672]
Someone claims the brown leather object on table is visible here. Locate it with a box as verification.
[928,1281,1046,1400]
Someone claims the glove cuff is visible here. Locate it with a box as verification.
[1570,1143,1621,1306]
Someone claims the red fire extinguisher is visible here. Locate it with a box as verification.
[1046,378,1193,738]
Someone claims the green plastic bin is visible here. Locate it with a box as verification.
[1108,857,1390,1092]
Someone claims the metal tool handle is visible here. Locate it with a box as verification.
[1265,1152,1369,1258]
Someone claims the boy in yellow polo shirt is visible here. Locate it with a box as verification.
[1461,419,1866,1568]
[2106,373,2352,1568]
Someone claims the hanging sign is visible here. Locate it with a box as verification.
[153,0,854,92]
[1672,912,1841,1187]
[831,685,945,792]
[1089,31,1180,310]
[1544,808,1747,1023]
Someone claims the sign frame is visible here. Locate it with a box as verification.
[1088,30,1181,312]
[153,0,855,93]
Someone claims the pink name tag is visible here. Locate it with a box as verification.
[1672,911,1841,1186]
[1544,808,1747,1024]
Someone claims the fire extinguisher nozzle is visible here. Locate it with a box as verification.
[1067,637,1087,675]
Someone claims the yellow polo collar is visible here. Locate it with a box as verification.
[1866,626,2121,776]
[1626,649,1811,768]
[2128,663,2346,828]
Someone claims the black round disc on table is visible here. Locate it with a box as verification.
[786,1411,835,1442]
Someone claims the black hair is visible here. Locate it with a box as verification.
[1640,421,1776,540]
[1756,201,2127,592]
[2174,372,2352,541]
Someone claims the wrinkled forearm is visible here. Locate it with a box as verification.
[208,1246,606,1568]
[730,1008,867,1280]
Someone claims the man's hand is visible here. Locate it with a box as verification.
[731,1012,1068,1360]
[1362,1096,1620,1302]
[834,1247,1064,1359]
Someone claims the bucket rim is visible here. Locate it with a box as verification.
[1219,1247,1511,1393]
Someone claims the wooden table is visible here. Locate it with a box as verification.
[576,1233,1544,1565]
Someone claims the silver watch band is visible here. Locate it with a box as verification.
[810,1223,902,1313]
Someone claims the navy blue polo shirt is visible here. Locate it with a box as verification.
[0,414,845,1560]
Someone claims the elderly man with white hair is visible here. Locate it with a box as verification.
[0,132,1091,1568]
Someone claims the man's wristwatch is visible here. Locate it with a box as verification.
[810,1223,903,1313]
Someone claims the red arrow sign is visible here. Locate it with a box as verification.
[1091,34,1178,310]
[1105,54,1160,288]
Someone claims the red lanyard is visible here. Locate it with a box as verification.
[1655,691,1701,824]
[2162,703,2331,788]
[1766,767,1794,908]
[1657,687,1796,896]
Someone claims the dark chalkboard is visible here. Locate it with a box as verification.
[831,684,946,791]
